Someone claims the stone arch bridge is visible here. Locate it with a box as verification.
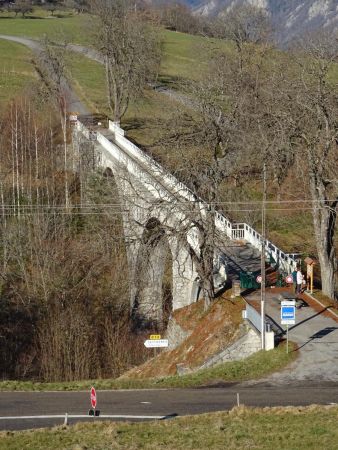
[75,116,296,326]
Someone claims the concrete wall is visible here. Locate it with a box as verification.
[199,325,261,369]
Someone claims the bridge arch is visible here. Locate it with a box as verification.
[132,217,173,329]
[131,217,200,329]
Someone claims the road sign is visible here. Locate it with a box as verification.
[144,339,169,348]
[256,275,262,283]
[285,275,293,284]
[281,300,296,325]
[90,387,97,409]
[150,334,161,340]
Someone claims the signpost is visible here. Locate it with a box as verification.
[281,300,296,353]
[304,257,317,294]
[150,334,161,340]
[90,386,97,409]
[256,275,262,284]
[144,339,169,348]
[285,275,293,284]
[88,386,100,417]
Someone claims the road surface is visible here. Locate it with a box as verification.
[244,289,338,383]
[0,383,338,430]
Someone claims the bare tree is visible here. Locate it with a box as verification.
[44,1,58,16]
[12,0,33,17]
[90,0,161,122]
[285,33,338,299]
[34,38,71,208]
[62,0,88,14]
[203,26,338,299]
[216,4,271,73]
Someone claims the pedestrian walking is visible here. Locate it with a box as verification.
[292,267,298,293]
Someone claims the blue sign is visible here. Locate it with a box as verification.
[281,301,296,325]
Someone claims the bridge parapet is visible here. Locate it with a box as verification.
[109,120,198,204]
[240,222,296,274]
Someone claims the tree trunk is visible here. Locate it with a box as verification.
[202,276,214,311]
[318,249,335,299]
[311,179,337,299]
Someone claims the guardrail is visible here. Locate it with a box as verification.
[77,119,296,274]
[244,302,275,350]
[245,302,263,333]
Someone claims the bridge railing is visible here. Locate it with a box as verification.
[77,119,296,274]
[241,222,296,273]
[110,121,198,203]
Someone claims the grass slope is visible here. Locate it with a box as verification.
[0,12,89,43]
[0,342,296,391]
[123,297,245,379]
[1,405,338,450]
[0,40,35,107]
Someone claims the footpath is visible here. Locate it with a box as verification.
[244,287,338,384]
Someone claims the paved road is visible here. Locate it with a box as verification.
[1,383,338,431]
[245,289,338,384]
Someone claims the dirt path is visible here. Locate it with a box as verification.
[0,34,89,115]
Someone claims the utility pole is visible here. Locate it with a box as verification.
[260,162,267,350]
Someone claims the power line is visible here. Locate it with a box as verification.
[0,199,336,208]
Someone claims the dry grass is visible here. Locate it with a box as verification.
[312,290,338,316]
[122,296,245,379]
[1,405,338,450]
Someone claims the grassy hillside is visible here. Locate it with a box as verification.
[160,30,218,83]
[0,341,295,391]
[0,10,89,43]
[0,40,35,108]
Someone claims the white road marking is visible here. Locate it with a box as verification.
[0,414,167,420]
[140,402,151,404]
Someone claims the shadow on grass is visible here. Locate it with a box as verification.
[157,74,184,88]
[123,118,146,132]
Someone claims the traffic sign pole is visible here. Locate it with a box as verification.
[286,325,289,354]
[91,387,97,410]
[260,162,267,351]
[281,300,296,353]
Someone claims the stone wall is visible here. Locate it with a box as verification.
[165,316,191,350]
[199,324,261,369]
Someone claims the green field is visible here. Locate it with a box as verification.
[1,405,338,450]
[0,343,296,391]
[0,13,211,135]
[0,11,90,43]
[160,30,219,83]
[0,39,35,108]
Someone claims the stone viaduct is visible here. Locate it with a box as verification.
[74,116,297,326]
